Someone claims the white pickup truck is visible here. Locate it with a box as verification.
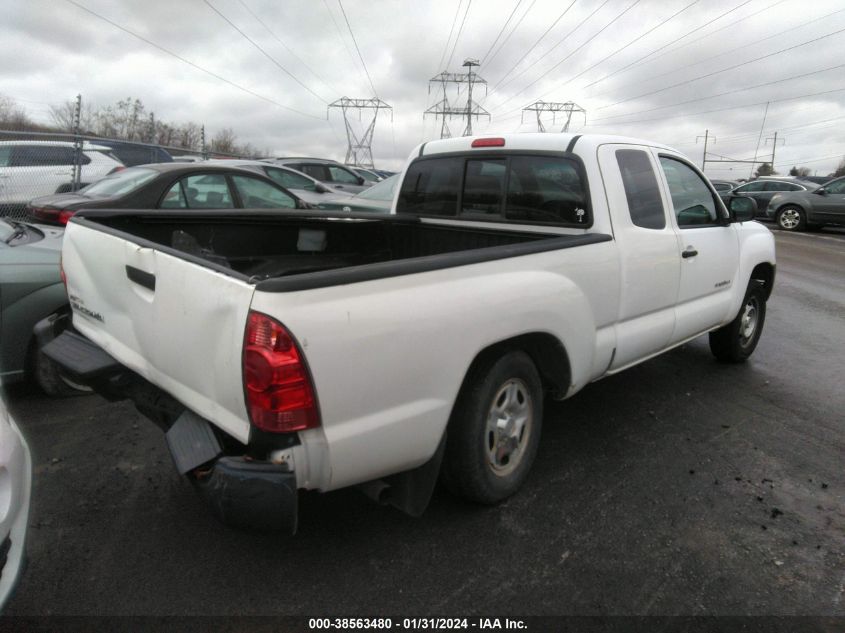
[43,133,775,533]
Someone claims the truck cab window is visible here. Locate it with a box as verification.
[616,149,665,230]
[506,156,588,224]
[462,159,505,216]
[397,157,462,216]
[658,156,719,227]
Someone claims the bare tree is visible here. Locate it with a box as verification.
[834,157,845,178]
[788,166,811,177]
[211,127,237,154]
[0,94,33,129]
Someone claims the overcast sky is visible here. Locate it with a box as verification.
[4,0,845,175]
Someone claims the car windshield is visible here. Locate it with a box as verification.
[354,174,399,201]
[79,167,158,198]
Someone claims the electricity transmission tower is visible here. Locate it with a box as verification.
[521,101,586,132]
[328,97,392,168]
[424,58,490,139]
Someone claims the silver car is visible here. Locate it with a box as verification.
[0,391,32,610]
[268,158,371,194]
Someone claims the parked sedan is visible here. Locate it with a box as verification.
[766,175,845,231]
[0,392,31,611]
[0,218,82,396]
[209,159,348,206]
[316,174,398,213]
[720,178,818,217]
[27,163,310,226]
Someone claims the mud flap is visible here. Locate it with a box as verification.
[384,433,447,517]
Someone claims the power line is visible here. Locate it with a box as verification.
[496,0,701,114]
[445,0,474,71]
[236,0,340,96]
[490,0,578,91]
[337,0,378,97]
[590,62,845,122]
[581,86,845,127]
[485,0,609,106]
[597,26,845,111]
[490,0,642,113]
[581,0,759,92]
[438,0,464,71]
[480,0,523,65]
[589,4,845,101]
[483,0,539,70]
[204,0,329,104]
[322,0,366,89]
[62,0,324,120]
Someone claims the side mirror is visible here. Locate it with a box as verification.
[357,177,365,186]
[729,196,755,222]
[815,188,826,195]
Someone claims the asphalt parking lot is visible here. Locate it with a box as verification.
[3,226,844,617]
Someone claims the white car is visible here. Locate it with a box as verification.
[0,391,32,610]
[0,140,123,210]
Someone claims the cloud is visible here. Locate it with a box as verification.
[3,0,844,174]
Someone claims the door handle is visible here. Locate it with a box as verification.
[126,265,156,291]
[682,247,698,259]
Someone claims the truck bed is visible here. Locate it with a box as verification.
[74,210,610,291]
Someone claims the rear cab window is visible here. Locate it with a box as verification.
[397,152,590,227]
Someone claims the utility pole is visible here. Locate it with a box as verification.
[201,125,208,160]
[328,97,393,168]
[520,101,586,133]
[766,131,785,171]
[696,129,714,171]
[148,112,156,143]
[424,58,490,139]
[71,94,82,192]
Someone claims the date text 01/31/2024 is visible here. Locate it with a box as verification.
[307,618,528,630]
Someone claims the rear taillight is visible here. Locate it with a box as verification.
[28,207,76,225]
[58,209,76,225]
[243,311,320,433]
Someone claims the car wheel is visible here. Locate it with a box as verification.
[34,348,92,397]
[442,351,543,504]
[709,282,767,363]
[776,205,806,231]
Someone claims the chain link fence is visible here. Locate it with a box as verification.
[0,130,213,220]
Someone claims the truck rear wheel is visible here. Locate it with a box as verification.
[709,282,766,363]
[442,351,543,504]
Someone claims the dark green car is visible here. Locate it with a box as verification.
[0,218,84,395]
[317,174,399,213]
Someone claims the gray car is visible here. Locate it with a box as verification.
[269,158,371,194]
[209,160,349,206]
[720,178,818,217]
[0,218,85,395]
[766,175,845,231]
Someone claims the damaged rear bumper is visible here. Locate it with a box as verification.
[39,327,299,534]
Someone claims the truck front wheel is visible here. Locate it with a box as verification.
[709,283,767,363]
[443,351,543,504]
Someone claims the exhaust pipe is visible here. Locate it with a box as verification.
[356,479,391,505]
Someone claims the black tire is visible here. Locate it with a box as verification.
[776,205,806,232]
[709,283,767,363]
[34,348,92,397]
[442,351,543,504]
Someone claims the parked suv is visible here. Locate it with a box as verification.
[766,175,845,231]
[0,141,123,213]
[270,158,371,193]
[90,140,173,167]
